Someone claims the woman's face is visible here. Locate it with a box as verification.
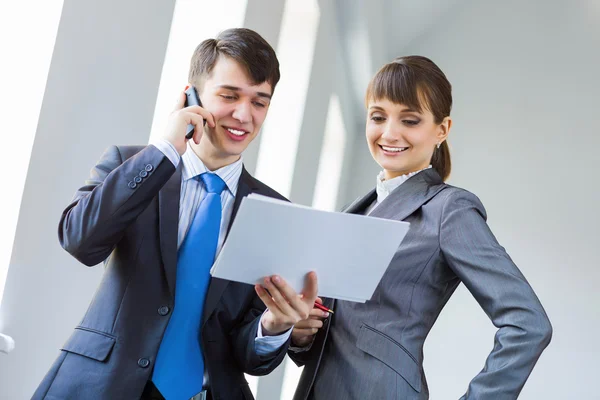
[366,97,450,180]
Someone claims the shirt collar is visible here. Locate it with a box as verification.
[375,165,432,204]
[181,144,243,196]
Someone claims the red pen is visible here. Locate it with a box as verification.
[313,301,334,314]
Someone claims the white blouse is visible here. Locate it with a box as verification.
[366,165,432,215]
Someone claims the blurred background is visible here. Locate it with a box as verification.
[0,0,598,398]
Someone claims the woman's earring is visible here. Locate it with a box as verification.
[436,142,441,149]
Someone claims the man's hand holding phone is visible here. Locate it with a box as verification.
[164,87,215,155]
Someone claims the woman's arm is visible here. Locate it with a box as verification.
[440,189,552,400]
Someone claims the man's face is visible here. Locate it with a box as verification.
[194,55,272,168]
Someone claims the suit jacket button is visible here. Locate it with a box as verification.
[128,181,137,189]
[134,176,142,183]
[138,358,150,368]
[158,306,170,316]
[139,170,148,178]
[145,164,154,172]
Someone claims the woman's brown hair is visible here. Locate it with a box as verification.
[365,56,452,181]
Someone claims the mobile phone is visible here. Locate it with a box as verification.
[184,86,206,139]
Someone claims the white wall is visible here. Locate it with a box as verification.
[343,0,600,398]
[0,1,175,398]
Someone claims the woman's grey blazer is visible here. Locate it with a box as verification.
[291,168,552,400]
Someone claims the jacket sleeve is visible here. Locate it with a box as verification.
[229,291,291,375]
[59,145,176,266]
[439,189,552,400]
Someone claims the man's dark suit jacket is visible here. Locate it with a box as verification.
[33,145,289,400]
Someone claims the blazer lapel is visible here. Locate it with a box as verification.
[226,167,255,236]
[343,189,377,214]
[203,166,258,324]
[368,168,446,221]
[158,163,182,299]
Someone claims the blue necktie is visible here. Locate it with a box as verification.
[152,172,226,400]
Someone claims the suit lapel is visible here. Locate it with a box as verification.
[158,163,182,298]
[203,167,258,324]
[343,189,377,214]
[226,167,254,237]
[368,168,446,221]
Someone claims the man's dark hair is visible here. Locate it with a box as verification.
[188,28,280,93]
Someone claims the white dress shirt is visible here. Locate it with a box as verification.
[152,139,291,355]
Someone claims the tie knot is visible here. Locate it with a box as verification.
[199,173,226,195]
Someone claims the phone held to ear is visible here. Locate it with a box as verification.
[184,85,206,139]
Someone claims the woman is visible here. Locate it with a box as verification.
[290,56,552,400]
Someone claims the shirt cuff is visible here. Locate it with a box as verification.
[254,310,293,356]
[150,139,181,168]
[288,338,315,353]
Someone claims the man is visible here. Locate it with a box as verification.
[33,28,317,400]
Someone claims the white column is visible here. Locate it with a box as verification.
[287,5,335,206]
[240,0,287,176]
[0,0,175,398]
